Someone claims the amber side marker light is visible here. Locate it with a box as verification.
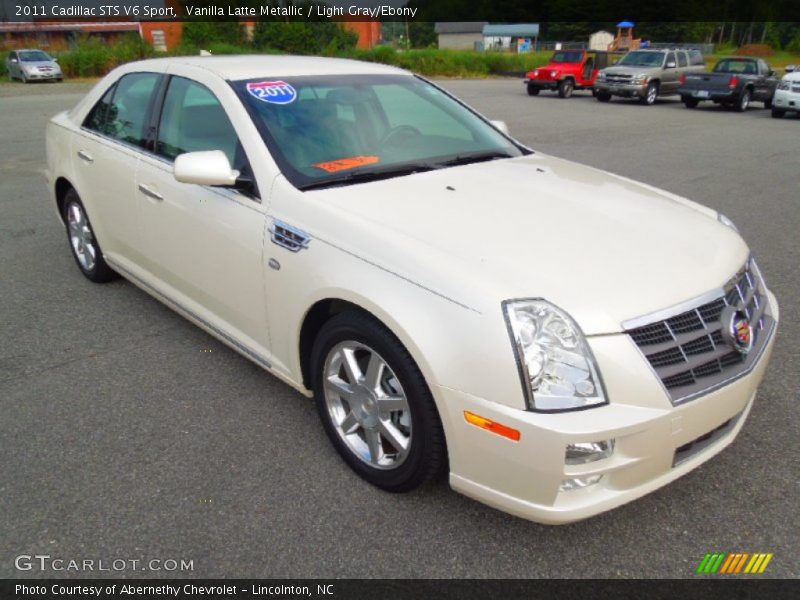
[464,411,521,442]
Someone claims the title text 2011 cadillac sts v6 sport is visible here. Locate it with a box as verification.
[45,56,779,524]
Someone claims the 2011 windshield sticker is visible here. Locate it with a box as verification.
[246,81,297,105]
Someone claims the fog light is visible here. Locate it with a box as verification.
[565,440,614,465]
[560,474,603,492]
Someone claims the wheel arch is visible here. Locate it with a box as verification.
[54,176,74,223]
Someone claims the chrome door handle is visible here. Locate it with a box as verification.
[138,184,163,201]
[77,150,94,163]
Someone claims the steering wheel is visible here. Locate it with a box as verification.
[379,125,422,147]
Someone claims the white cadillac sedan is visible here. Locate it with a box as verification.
[45,56,779,524]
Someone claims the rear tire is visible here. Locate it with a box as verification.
[557,78,574,98]
[771,107,785,118]
[595,91,611,102]
[683,97,699,109]
[526,83,540,96]
[311,311,447,492]
[62,189,117,283]
[764,96,773,109]
[736,89,751,112]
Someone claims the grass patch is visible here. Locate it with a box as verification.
[6,41,800,81]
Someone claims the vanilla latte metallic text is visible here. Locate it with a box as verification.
[45,55,779,524]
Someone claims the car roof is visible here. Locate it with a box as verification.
[123,54,409,81]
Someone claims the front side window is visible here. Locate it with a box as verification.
[84,72,160,147]
[156,76,242,169]
[234,74,524,190]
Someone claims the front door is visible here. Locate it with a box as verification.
[135,75,271,355]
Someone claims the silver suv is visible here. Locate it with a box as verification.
[594,48,705,105]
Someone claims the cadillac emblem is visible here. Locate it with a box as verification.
[721,307,753,355]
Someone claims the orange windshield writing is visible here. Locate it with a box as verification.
[313,156,380,173]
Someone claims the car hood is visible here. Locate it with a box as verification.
[314,153,749,335]
[782,71,800,82]
[603,65,658,75]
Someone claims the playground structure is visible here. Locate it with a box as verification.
[608,21,641,52]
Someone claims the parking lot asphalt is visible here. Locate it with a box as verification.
[1,78,798,579]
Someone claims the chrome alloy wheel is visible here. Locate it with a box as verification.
[323,341,412,469]
[67,202,96,272]
[646,83,658,104]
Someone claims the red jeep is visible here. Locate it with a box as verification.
[525,50,620,98]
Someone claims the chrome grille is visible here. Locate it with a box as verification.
[626,260,774,405]
[605,73,632,84]
[791,84,800,93]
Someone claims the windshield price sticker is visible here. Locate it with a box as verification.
[314,156,381,173]
[246,81,297,105]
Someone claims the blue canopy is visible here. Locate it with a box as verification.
[617,21,635,28]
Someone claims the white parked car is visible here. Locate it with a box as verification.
[772,66,800,118]
[45,56,779,524]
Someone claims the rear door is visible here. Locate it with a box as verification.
[662,52,679,94]
[135,73,271,355]
[73,72,161,264]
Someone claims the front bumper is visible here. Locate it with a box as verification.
[23,71,62,80]
[679,88,738,102]
[774,88,800,112]
[439,290,779,524]
[594,81,648,97]
[524,78,559,91]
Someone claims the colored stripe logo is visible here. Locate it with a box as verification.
[696,552,773,574]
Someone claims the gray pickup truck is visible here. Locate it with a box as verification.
[678,57,779,111]
[594,48,706,105]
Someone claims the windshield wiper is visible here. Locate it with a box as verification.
[432,150,514,169]
[298,163,436,191]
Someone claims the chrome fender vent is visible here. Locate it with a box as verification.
[269,220,310,252]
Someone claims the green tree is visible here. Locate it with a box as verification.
[182,21,246,48]
[253,22,357,55]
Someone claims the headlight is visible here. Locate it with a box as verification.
[550,70,558,78]
[778,80,790,90]
[631,74,647,84]
[717,213,740,233]
[503,300,607,412]
[597,71,606,80]
[532,69,539,77]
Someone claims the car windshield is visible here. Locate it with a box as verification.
[617,51,665,67]
[714,59,757,74]
[19,51,52,62]
[551,51,584,64]
[233,74,525,190]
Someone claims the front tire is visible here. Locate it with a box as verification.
[595,91,611,102]
[640,81,659,105]
[736,88,751,112]
[526,83,540,96]
[311,311,447,492]
[63,189,117,283]
[557,78,574,98]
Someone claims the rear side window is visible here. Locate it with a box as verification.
[84,72,160,147]
[156,76,241,168]
[689,49,705,66]
[665,52,676,67]
[677,52,688,67]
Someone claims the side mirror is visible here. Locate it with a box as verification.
[490,120,510,135]
[174,151,239,186]
[785,65,796,73]
[10,58,18,63]
[53,57,58,63]
[665,61,676,69]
